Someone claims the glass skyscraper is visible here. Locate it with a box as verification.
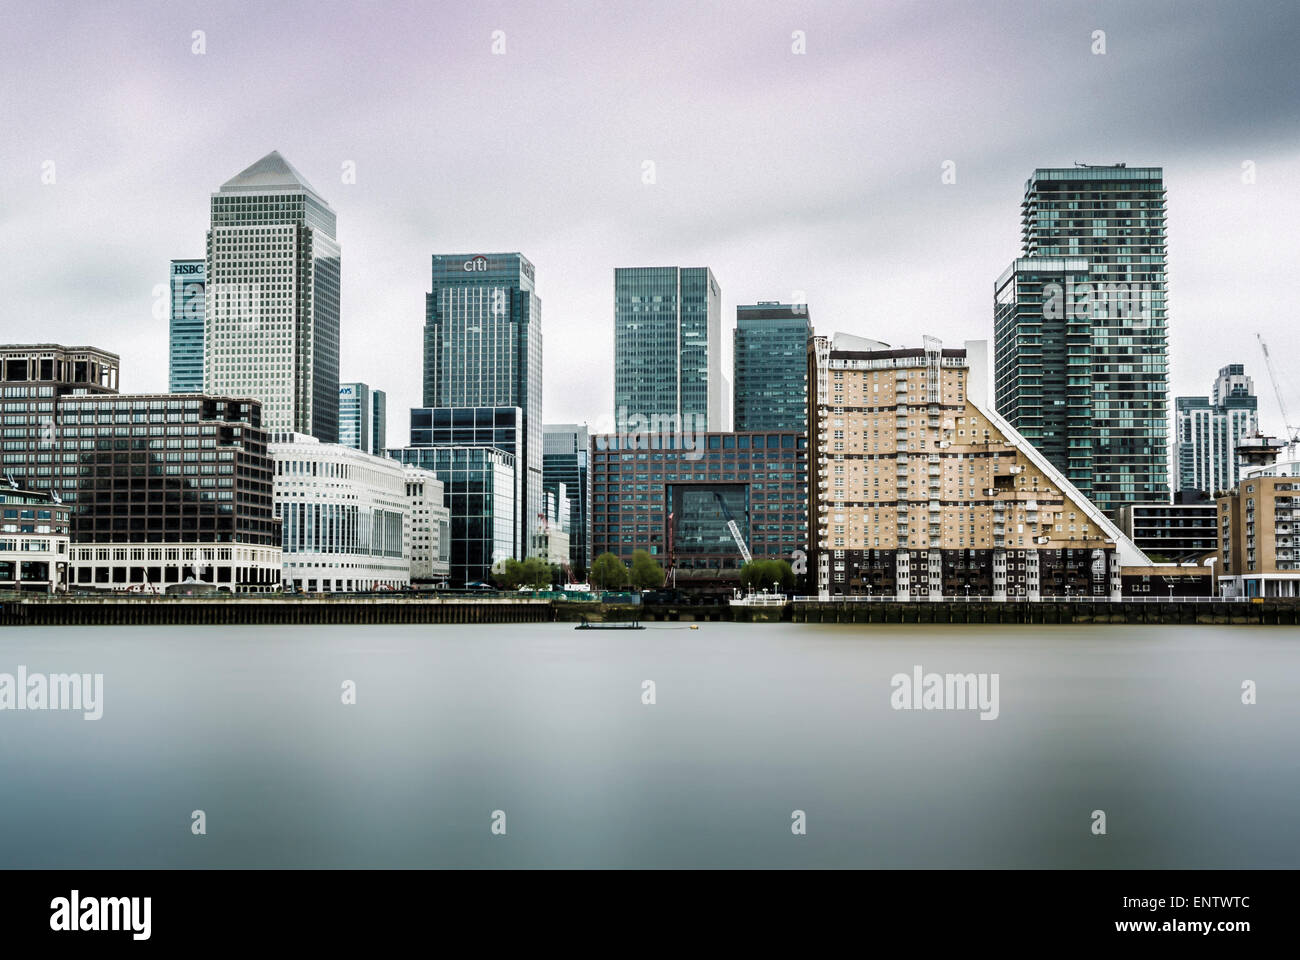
[423,254,541,548]
[205,151,340,442]
[733,302,811,432]
[338,382,387,456]
[1174,364,1259,497]
[371,389,386,457]
[613,266,722,432]
[994,165,1168,518]
[168,259,205,393]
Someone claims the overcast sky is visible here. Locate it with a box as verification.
[2,0,1299,444]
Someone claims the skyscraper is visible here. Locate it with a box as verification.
[168,259,205,392]
[994,165,1168,518]
[422,253,541,546]
[371,388,386,456]
[338,382,387,456]
[733,302,811,432]
[204,151,340,442]
[1174,364,1259,496]
[613,266,721,431]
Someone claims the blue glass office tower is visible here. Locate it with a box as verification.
[733,302,811,432]
[423,254,541,550]
[613,266,722,431]
[338,382,387,456]
[168,259,205,393]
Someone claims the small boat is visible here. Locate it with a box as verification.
[575,617,645,630]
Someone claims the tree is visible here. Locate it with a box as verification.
[519,556,552,590]
[629,549,666,590]
[740,558,795,592]
[590,552,629,589]
[492,557,524,589]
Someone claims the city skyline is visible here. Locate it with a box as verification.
[3,1,1299,447]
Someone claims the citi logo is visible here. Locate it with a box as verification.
[463,255,488,272]
[50,890,151,940]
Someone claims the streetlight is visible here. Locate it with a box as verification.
[1167,583,1174,601]
[964,582,971,602]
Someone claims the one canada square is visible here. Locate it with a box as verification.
[204,151,341,441]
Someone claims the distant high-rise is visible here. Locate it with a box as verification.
[205,151,340,442]
[338,382,387,456]
[422,253,541,547]
[371,389,387,456]
[168,259,205,392]
[733,302,811,432]
[543,423,592,574]
[613,266,721,431]
[1174,364,1259,496]
[994,165,1168,517]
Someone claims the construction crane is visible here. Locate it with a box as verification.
[1257,334,1299,456]
[712,491,752,565]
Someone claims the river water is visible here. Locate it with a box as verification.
[1,621,1296,868]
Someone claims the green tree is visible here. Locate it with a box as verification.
[519,556,552,590]
[492,557,524,589]
[590,552,629,589]
[629,549,666,590]
[740,558,794,592]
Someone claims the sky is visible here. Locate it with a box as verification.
[2,0,1299,445]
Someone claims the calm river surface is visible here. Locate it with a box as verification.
[1,621,1297,868]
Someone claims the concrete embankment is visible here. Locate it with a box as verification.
[0,597,553,626]
[2,597,1295,627]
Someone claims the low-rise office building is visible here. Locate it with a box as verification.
[58,394,281,591]
[0,487,71,592]
[388,445,516,587]
[529,484,571,567]
[590,429,808,586]
[543,423,592,574]
[402,464,450,587]
[1117,500,1218,563]
[272,433,410,592]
